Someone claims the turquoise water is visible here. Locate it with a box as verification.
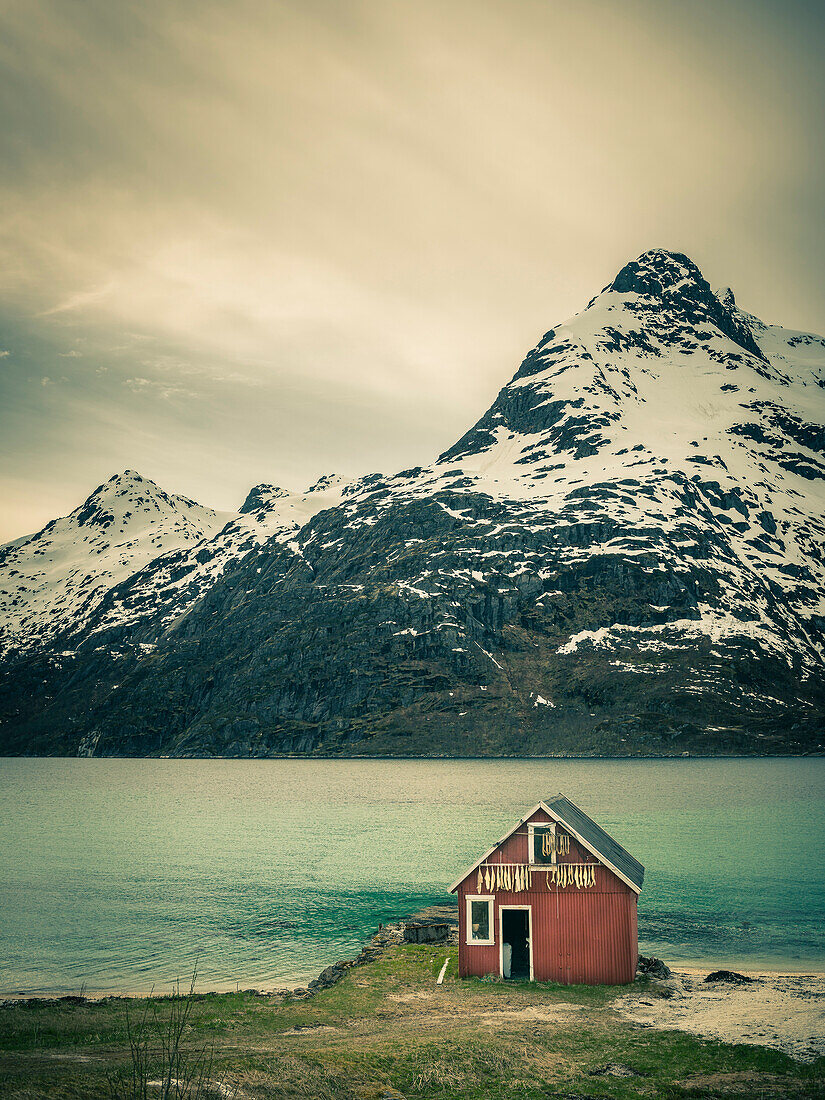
[0,758,823,994]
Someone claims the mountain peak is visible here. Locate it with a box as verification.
[606,248,767,362]
[84,470,158,507]
[307,474,346,494]
[609,248,704,297]
[74,470,208,531]
[97,469,168,495]
[239,484,290,514]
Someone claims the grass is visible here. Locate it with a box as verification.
[0,944,823,1099]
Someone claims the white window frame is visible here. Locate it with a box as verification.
[528,821,557,866]
[465,894,495,946]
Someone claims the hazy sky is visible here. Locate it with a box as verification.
[1,0,823,541]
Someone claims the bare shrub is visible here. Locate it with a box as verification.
[107,970,235,1100]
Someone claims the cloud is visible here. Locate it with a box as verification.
[0,0,823,541]
[123,376,198,401]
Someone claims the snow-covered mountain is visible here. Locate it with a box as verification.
[1,250,823,757]
[365,250,825,677]
[0,470,349,658]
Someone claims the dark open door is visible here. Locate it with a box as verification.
[501,908,531,980]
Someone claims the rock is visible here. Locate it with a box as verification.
[314,964,344,989]
[403,921,450,944]
[704,970,756,984]
[636,955,672,980]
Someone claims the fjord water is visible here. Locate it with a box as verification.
[0,758,823,994]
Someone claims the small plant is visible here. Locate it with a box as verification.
[107,968,234,1099]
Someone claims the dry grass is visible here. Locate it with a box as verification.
[0,945,824,1099]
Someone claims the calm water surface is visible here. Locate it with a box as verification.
[0,758,823,993]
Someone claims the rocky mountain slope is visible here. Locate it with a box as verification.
[1,249,823,757]
[0,472,348,659]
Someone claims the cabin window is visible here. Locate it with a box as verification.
[465,895,494,945]
[528,822,557,865]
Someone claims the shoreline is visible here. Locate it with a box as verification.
[4,910,825,1000]
[6,963,825,1002]
[5,897,825,1001]
[3,752,824,760]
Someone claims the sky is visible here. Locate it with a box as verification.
[1,0,824,541]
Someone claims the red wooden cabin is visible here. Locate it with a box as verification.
[449,794,644,985]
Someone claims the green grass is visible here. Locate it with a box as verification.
[1,944,823,1098]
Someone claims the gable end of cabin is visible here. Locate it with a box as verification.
[452,801,641,986]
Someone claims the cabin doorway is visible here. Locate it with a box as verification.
[500,906,532,981]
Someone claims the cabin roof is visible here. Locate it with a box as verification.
[543,793,644,892]
[448,793,645,895]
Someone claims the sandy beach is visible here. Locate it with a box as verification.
[616,967,825,1062]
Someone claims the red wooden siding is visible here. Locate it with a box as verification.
[456,808,638,985]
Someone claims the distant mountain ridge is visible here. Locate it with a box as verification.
[1,249,823,757]
[0,470,349,658]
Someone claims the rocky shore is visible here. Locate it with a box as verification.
[4,907,823,1068]
[287,905,459,999]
